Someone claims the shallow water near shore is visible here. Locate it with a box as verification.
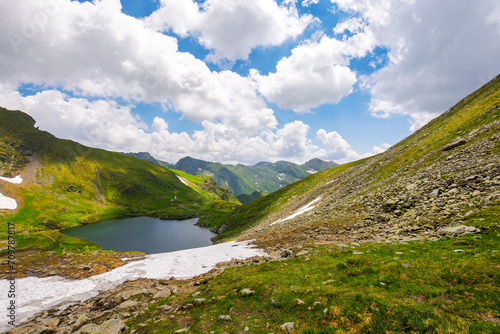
[62,217,216,254]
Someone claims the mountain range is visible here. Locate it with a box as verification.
[126,152,337,204]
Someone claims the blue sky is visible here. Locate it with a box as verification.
[0,0,499,164]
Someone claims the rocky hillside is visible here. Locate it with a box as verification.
[173,156,337,198]
[214,74,500,246]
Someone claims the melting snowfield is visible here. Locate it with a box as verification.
[0,241,267,331]
[0,193,17,210]
[271,196,323,225]
[0,175,22,210]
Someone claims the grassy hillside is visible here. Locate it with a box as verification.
[0,108,230,254]
[237,190,268,205]
[168,169,240,203]
[210,74,500,243]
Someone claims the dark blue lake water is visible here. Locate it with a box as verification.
[62,217,216,254]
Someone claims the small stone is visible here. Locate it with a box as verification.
[118,300,139,309]
[159,305,173,312]
[240,288,255,296]
[219,315,231,320]
[192,291,201,297]
[194,298,206,304]
[402,263,412,268]
[352,251,364,255]
[73,315,90,330]
[39,317,59,328]
[453,249,464,252]
[98,318,126,334]
[174,328,189,333]
[78,323,100,334]
[122,289,142,300]
[153,288,172,299]
[182,303,193,310]
[430,189,441,198]
[280,322,295,332]
[379,282,387,286]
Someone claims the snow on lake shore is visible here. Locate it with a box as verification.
[0,175,22,210]
[0,241,267,331]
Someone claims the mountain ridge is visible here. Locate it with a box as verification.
[171,156,337,198]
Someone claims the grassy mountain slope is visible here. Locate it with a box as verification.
[210,74,500,243]
[168,169,239,203]
[173,156,337,197]
[237,190,268,205]
[0,108,224,253]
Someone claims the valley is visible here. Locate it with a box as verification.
[0,74,499,333]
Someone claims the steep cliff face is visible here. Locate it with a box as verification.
[216,75,500,245]
[0,109,40,177]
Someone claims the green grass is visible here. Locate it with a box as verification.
[169,169,240,203]
[124,207,500,333]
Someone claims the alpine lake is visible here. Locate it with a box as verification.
[62,217,216,254]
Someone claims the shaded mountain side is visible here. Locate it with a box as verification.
[208,74,500,245]
[0,108,228,253]
[173,156,337,198]
[237,191,267,205]
[124,152,175,169]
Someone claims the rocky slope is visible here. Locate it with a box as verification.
[216,74,500,247]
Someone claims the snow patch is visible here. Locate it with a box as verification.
[0,175,23,184]
[176,175,195,188]
[0,175,22,209]
[0,192,17,210]
[271,196,322,226]
[307,169,317,174]
[0,241,267,330]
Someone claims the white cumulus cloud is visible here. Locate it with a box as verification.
[145,0,315,63]
[0,0,280,137]
[316,129,386,163]
[252,36,357,112]
[332,0,500,131]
